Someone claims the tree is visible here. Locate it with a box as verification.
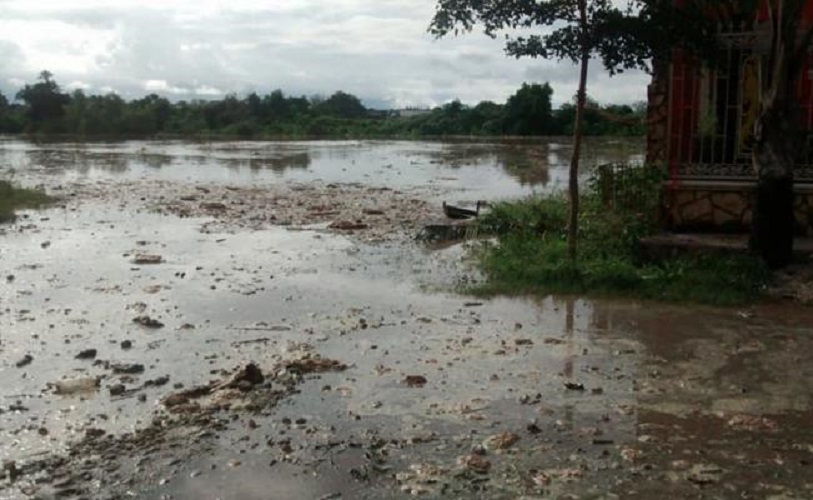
[503,82,554,135]
[15,71,70,128]
[430,1,647,260]
[642,0,813,268]
[316,91,367,119]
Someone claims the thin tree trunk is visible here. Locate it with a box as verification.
[750,100,796,268]
[748,1,802,269]
[567,0,590,261]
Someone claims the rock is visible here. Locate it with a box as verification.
[514,339,533,346]
[457,454,491,474]
[15,354,33,368]
[111,363,145,374]
[75,349,98,360]
[133,316,164,328]
[109,384,126,396]
[52,377,100,395]
[120,340,133,349]
[85,428,106,439]
[564,382,585,391]
[224,363,264,388]
[132,254,163,265]
[404,375,428,387]
[144,375,170,387]
[484,432,520,450]
[2,459,19,481]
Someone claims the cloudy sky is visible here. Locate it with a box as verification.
[0,0,650,109]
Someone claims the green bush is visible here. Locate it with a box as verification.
[0,180,54,222]
[473,164,769,305]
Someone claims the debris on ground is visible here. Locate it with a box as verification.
[133,316,165,328]
[132,254,163,265]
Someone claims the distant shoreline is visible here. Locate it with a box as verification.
[0,133,644,144]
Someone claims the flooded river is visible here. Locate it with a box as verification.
[1,138,812,499]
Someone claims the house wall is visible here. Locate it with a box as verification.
[664,182,813,236]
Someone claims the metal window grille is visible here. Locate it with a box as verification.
[667,25,813,183]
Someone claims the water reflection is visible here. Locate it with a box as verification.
[0,137,643,200]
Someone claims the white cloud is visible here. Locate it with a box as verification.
[0,1,650,107]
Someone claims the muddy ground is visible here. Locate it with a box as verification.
[1,139,812,500]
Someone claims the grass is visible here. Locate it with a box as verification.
[0,180,54,222]
[471,167,770,306]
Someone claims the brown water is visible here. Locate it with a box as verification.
[1,138,812,499]
[0,137,643,200]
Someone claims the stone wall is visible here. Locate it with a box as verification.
[664,183,813,235]
[646,60,669,167]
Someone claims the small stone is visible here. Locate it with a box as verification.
[120,340,133,349]
[109,384,126,396]
[75,349,98,360]
[133,316,164,328]
[484,431,520,450]
[132,254,163,265]
[111,363,145,374]
[404,375,427,387]
[15,354,33,368]
[457,454,491,474]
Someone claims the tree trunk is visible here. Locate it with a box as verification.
[567,0,589,261]
[750,101,796,268]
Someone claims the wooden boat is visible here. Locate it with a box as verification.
[443,201,481,219]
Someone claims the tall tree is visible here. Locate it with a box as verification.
[503,82,554,135]
[16,71,70,127]
[641,0,813,268]
[316,91,367,119]
[430,0,647,260]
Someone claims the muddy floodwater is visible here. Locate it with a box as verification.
[1,138,812,499]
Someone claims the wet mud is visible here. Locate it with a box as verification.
[2,139,812,499]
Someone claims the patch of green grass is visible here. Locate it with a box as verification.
[0,180,54,222]
[471,167,770,305]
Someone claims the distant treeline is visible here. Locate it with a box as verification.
[0,71,645,138]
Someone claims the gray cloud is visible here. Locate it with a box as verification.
[0,1,649,108]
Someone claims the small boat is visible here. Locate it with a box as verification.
[443,201,482,220]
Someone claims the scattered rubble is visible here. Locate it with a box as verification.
[132,254,163,265]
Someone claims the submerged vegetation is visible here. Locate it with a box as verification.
[0,180,54,222]
[473,165,770,305]
[0,72,645,139]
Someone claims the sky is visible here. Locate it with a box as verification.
[0,0,650,109]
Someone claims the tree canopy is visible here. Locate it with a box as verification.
[0,72,644,138]
[430,0,652,259]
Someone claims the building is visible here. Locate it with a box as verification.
[648,2,813,235]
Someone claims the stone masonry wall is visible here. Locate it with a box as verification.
[665,185,813,236]
[646,60,669,167]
